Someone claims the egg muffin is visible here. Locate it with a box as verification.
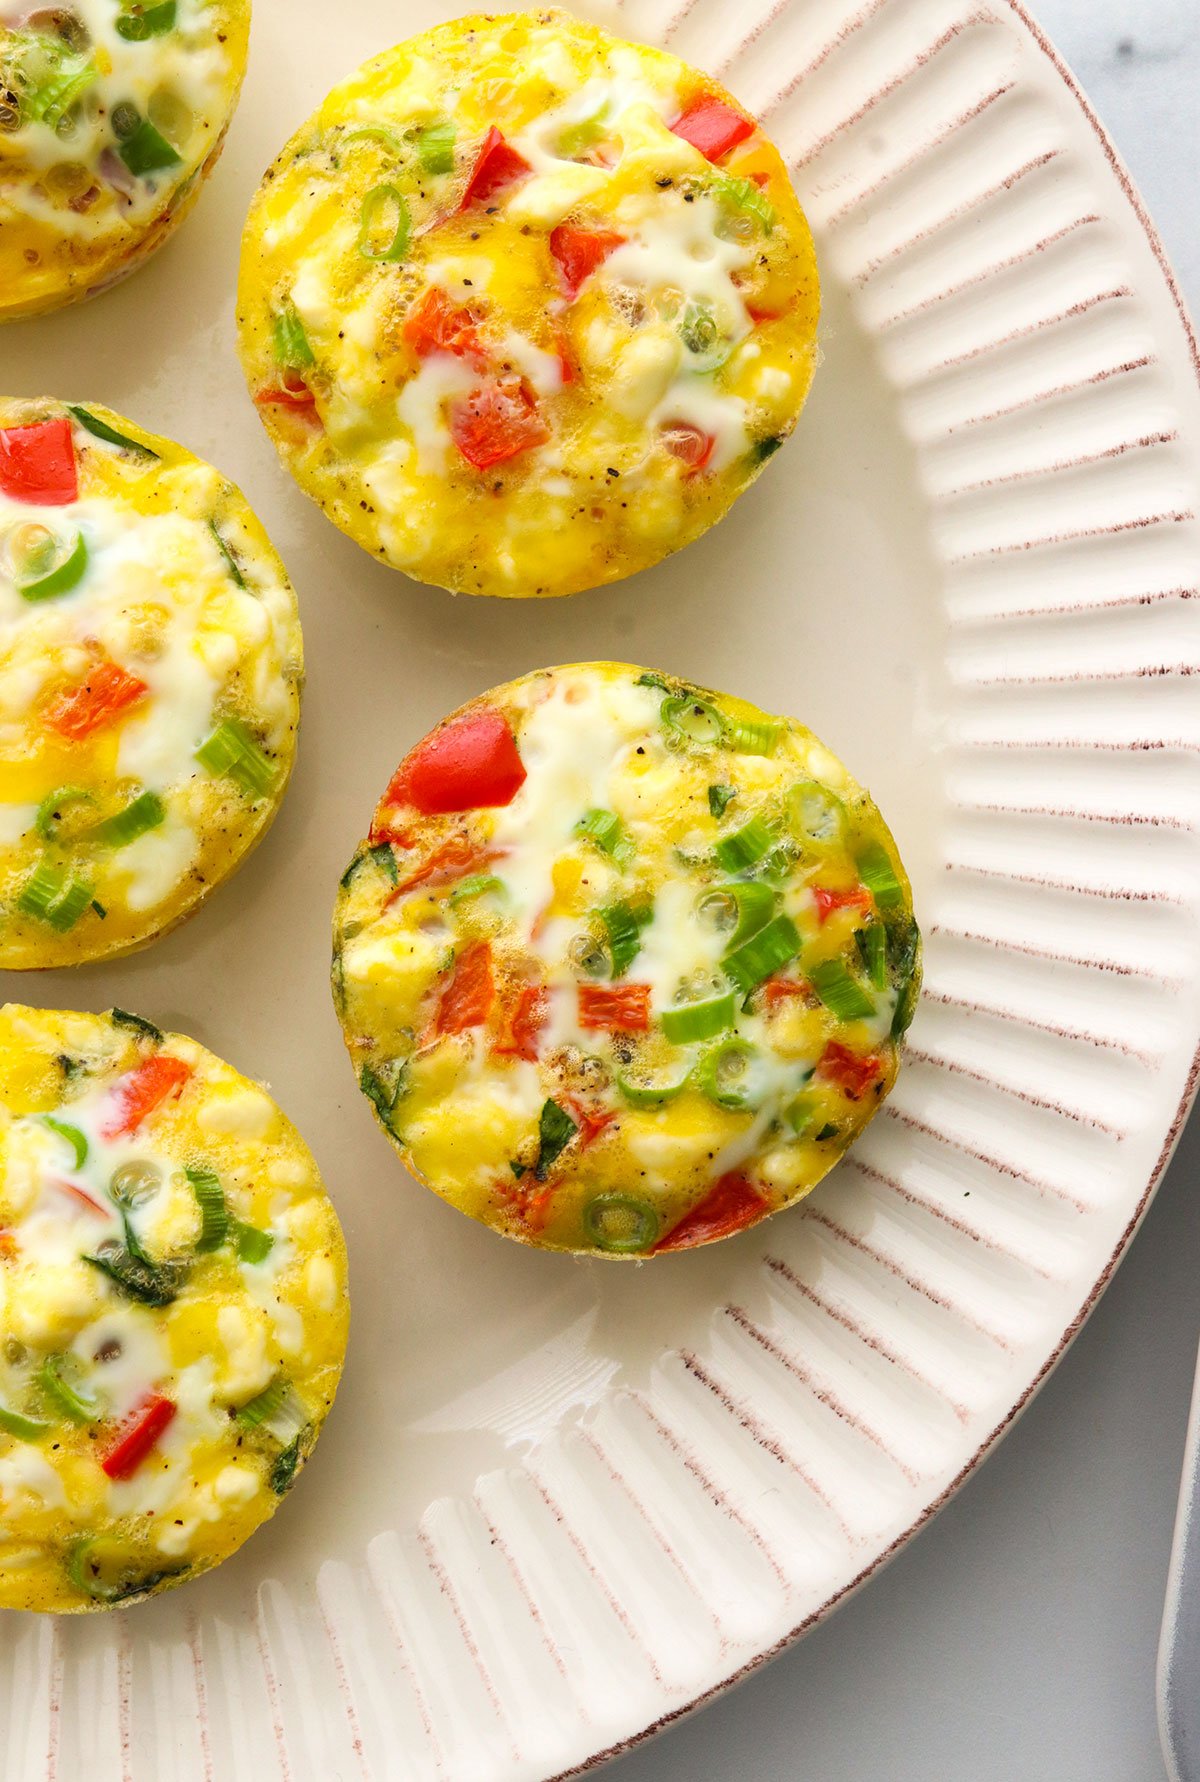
[333,664,920,1257]
[0,1004,348,1612]
[0,397,302,970]
[0,0,250,321]
[237,8,820,599]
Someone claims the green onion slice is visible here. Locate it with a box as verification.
[448,873,505,905]
[715,816,776,874]
[858,923,888,991]
[660,991,736,1045]
[534,1099,577,1180]
[599,901,644,977]
[34,785,93,841]
[341,123,406,155]
[236,1379,307,1443]
[109,1007,163,1045]
[615,1062,692,1107]
[117,114,182,176]
[415,119,455,172]
[186,1166,227,1253]
[557,108,608,158]
[39,1114,88,1169]
[725,716,783,756]
[699,880,774,948]
[234,1222,274,1265]
[19,38,97,129]
[38,1354,101,1423]
[17,529,88,601]
[707,783,736,819]
[67,406,159,457]
[209,520,246,587]
[583,1193,657,1253]
[695,1036,771,1111]
[340,843,398,889]
[357,182,411,262]
[723,913,801,994]
[713,173,776,232]
[784,1089,819,1137]
[809,958,876,1022]
[786,778,847,851]
[0,1402,50,1442]
[18,860,93,932]
[88,790,165,848]
[83,1228,182,1306]
[272,303,314,368]
[195,719,277,798]
[67,1538,183,1603]
[115,2,176,40]
[660,693,724,748]
[677,300,731,371]
[857,841,904,910]
[575,807,633,868]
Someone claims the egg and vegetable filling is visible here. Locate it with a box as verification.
[0,0,249,320]
[0,1005,348,1613]
[0,398,302,970]
[237,8,820,599]
[333,664,920,1257]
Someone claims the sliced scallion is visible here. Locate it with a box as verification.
[34,785,93,841]
[209,520,246,587]
[340,843,398,889]
[583,1193,657,1254]
[534,1099,577,1180]
[18,860,93,932]
[723,913,801,994]
[116,2,176,40]
[786,778,847,850]
[38,1354,100,1423]
[858,923,888,991]
[696,1037,770,1111]
[660,692,724,748]
[66,1537,182,1603]
[715,816,776,874]
[660,991,736,1045]
[725,716,783,756]
[707,783,736,819]
[615,1063,692,1107]
[857,841,903,910]
[575,807,633,869]
[234,1222,274,1265]
[195,719,277,797]
[557,108,608,158]
[699,880,774,948]
[234,1378,288,1429]
[67,406,159,458]
[713,173,776,232]
[599,901,644,977]
[186,1166,227,1253]
[809,958,876,1022]
[39,1114,87,1169]
[784,1090,819,1137]
[117,114,181,176]
[272,303,314,368]
[357,182,411,262]
[109,1007,163,1045]
[17,529,88,601]
[448,873,505,905]
[0,1402,50,1442]
[341,123,406,155]
[88,790,165,848]
[415,119,455,172]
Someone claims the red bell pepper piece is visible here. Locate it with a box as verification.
[662,424,716,473]
[549,225,625,300]
[813,886,872,925]
[43,658,149,742]
[449,377,549,470]
[761,974,810,1010]
[565,1098,616,1149]
[459,126,531,209]
[384,707,526,816]
[392,835,503,896]
[100,1055,192,1140]
[0,1231,15,1260]
[669,96,755,163]
[101,1393,176,1480]
[50,1178,107,1217]
[818,1041,882,1102]
[655,1171,767,1253]
[436,941,495,1035]
[0,417,78,505]
[746,302,785,325]
[402,287,487,364]
[577,982,651,1032]
[255,384,318,415]
[494,983,548,1061]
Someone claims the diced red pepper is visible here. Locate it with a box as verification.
[0,1231,15,1260]
[549,225,625,300]
[383,707,527,817]
[436,941,495,1035]
[100,1055,191,1140]
[746,302,785,324]
[669,96,755,163]
[43,658,149,742]
[392,835,503,896]
[818,1041,883,1102]
[761,974,810,1010]
[555,329,579,385]
[100,1393,176,1480]
[0,417,78,506]
[402,286,487,365]
[565,1098,616,1149]
[654,1171,767,1253]
[662,424,716,473]
[494,983,548,1061]
[577,982,651,1032]
[813,886,872,926]
[50,1178,107,1217]
[449,377,549,470]
[459,125,532,209]
[255,384,318,413]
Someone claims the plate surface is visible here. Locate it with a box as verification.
[4,0,1200,1776]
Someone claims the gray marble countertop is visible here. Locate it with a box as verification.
[610,3,1200,1778]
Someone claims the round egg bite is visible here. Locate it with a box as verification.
[0,0,250,321]
[237,8,820,599]
[332,663,921,1257]
[0,397,302,970]
[0,1004,348,1612]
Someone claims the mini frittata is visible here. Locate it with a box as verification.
[0,1004,348,1613]
[0,0,250,321]
[237,9,820,599]
[0,397,302,970]
[333,664,920,1257]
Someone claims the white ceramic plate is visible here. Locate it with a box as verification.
[4,0,1200,1775]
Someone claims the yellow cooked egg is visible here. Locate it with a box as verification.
[332,663,921,1257]
[0,397,302,969]
[0,1004,348,1613]
[237,8,820,598]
